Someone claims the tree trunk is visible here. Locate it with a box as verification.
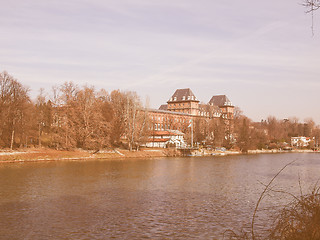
[38,124,42,148]
[10,129,14,150]
[130,106,137,151]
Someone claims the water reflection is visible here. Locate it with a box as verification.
[0,153,319,239]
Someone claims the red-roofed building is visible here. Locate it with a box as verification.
[146,129,186,148]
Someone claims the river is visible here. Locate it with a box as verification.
[0,153,319,239]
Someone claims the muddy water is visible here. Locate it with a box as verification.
[0,153,319,239]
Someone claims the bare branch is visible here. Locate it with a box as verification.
[251,160,296,240]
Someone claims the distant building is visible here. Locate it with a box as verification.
[167,88,200,115]
[146,88,235,148]
[209,95,234,120]
[148,108,192,132]
[291,136,312,147]
[160,88,234,119]
[146,130,186,148]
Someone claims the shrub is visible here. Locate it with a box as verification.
[224,161,320,240]
[269,187,320,240]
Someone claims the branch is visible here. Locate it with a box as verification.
[251,160,296,240]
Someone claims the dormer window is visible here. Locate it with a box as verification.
[182,96,185,100]
[174,97,177,101]
[191,96,194,100]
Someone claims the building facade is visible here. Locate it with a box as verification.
[145,130,186,148]
[291,136,313,147]
[147,88,235,148]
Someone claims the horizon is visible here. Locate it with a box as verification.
[1,0,319,124]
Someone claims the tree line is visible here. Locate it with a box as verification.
[0,71,149,150]
[189,110,320,153]
[232,112,320,152]
[1,71,319,151]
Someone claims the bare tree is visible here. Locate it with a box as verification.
[35,88,47,147]
[304,0,320,12]
[51,84,113,150]
[212,116,226,148]
[109,90,128,147]
[303,0,320,34]
[0,71,31,149]
[194,117,210,145]
[59,82,78,149]
[123,91,148,151]
[70,86,110,149]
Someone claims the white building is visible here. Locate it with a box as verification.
[291,137,312,147]
[146,130,186,148]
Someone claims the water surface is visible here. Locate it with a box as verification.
[0,153,319,239]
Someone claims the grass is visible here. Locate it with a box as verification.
[224,162,320,240]
[0,148,92,162]
[269,186,320,240]
[0,147,168,163]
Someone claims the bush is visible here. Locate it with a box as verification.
[269,187,320,240]
[224,161,320,240]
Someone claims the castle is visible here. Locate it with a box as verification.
[159,88,234,118]
[146,88,234,147]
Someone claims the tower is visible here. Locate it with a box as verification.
[167,88,200,115]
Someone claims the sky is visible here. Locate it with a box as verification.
[1,0,320,124]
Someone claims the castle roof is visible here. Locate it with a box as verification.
[208,95,233,107]
[159,104,168,111]
[167,88,199,103]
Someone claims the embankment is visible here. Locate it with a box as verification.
[0,148,316,163]
[0,148,172,163]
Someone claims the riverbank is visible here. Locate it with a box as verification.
[0,148,172,163]
[190,148,315,157]
[0,148,317,163]
[247,149,314,154]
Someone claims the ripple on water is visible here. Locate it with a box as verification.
[0,153,319,239]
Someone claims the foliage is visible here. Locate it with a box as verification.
[232,113,320,152]
[269,187,320,240]
[224,186,320,240]
[1,71,320,151]
[0,71,31,149]
[224,162,320,240]
[0,71,150,150]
